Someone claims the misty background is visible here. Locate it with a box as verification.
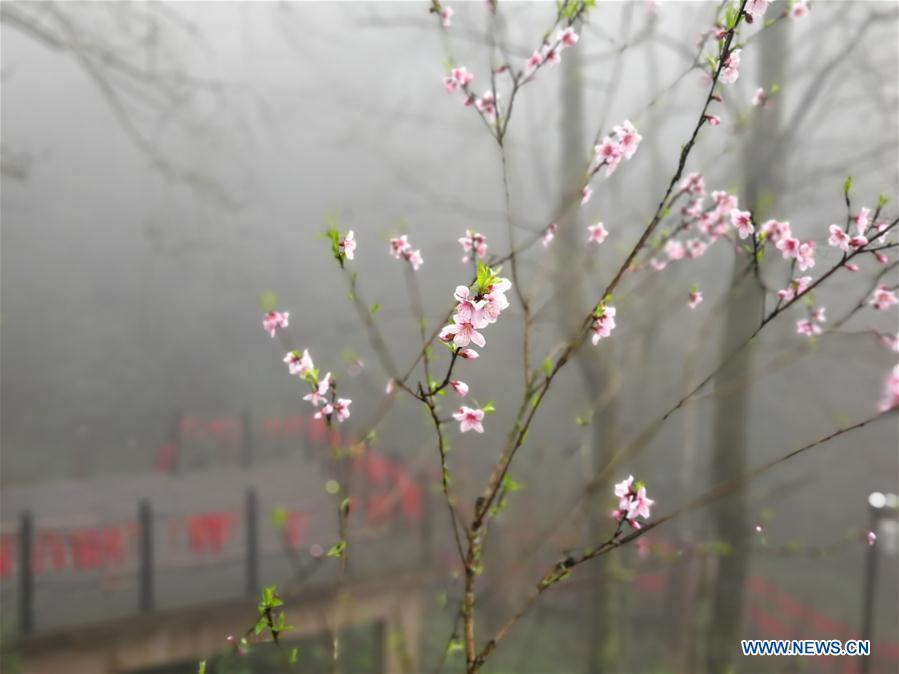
[2,2,898,673]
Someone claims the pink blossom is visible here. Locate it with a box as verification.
[475,91,499,122]
[870,286,898,311]
[542,223,558,248]
[649,257,667,271]
[559,26,579,47]
[730,209,754,239]
[444,314,486,348]
[867,531,877,546]
[746,0,769,21]
[525,50,543,74]
[848,235,868,251]
[405,248,424,270]
[458,229,488,262]
[680,172,706,196]
[263,311,289,338]
[587,222,608,245]
[811,306,826,323]
[451,66,474,87]
[752,87,768,107]
[390,235,411,259]
[777,276,812,302]
[581,185,593,205]
[704,114,721,126]
[790,1,809,20]
[443,76,459,94]
[720,49,742,84]
[332,398,352,422]
[879,333,899,353]
[543,44,561,66]
[450,380,469,397]
[614,475,634,499]
[458,348,479,360]
[828,224,851,252]
[440,5,454,27]
[760,219,791,244]
[852,207,871,234]
[796,319,821,337]
[304,372,331,407]
[314,403,333,420]
[686,238,708,258]
[613,120,642,160]
[284,349,314,377]
[776,236,800,259]
[797,241,816,271]
[878,364,899,411]
[453,405,485,433]
[846,263,860,272]
[594,136,622,176]
[665,240,686,261]
[386,378,397,394]
[612,477,654,529]
[591,305,617,344]
[340,230,356,260]
[688,290,703,309]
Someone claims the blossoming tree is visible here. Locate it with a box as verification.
[249,1,897,672]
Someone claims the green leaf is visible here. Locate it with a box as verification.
[290,647,299,664]
[370,302,380,315]
[198,661,206,674]
[502,475,523,493]
[542,357,553,376]
[327,540,347,558]
[843,175,853,197]
[482,401,496,414]
[255,616,268,635]
[259,290,279,312]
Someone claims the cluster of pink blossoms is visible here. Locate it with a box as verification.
[389,235,424,270]
[438,265,512,434]
[439,272,511,351]
[591,120,642,180]
[458,229,488,262]
[524,27,579,77]
[263,311,289,338]
[612,475,654,530]
[591,304,617,344]
[647,177,743,271]
[282,348,352,424]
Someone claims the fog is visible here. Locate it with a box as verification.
[1,2,898,673]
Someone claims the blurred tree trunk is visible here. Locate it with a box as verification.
[553,33,624,673]
[705,6,787,671]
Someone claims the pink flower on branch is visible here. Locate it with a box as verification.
[263,311,289,338]
[284,349,314,377]
[870,286,898,311]
[458,229,488,262]
[587,222,608,245]
[591,305,617,344]
[453,405,485,433]
[611,475,654,529]
[340,230,356,260]
[450,380,469,397]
